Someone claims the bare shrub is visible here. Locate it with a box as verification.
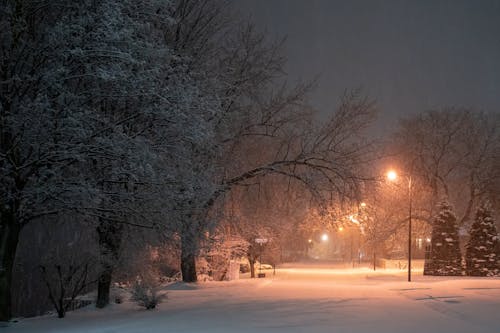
[39,259,95,318]
[130,275,167,310]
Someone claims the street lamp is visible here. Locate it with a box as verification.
[387,169,413,282]
[387,170,397,181]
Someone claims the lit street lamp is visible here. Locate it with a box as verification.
[387,169,413,282]
[387,170,397,181]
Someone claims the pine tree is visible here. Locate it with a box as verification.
[424,201,463,276]
[465,202,499,276]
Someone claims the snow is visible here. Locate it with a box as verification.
[5,263,500,333]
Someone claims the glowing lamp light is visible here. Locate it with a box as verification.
[387,170,397,181]
[338,226,344,232]
[321,234,328,241]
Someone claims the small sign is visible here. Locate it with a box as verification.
[255,238,268,244]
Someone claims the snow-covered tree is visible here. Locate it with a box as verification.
[0,1,94,320]
[465,202,499,276]
[1,0,220,315]
[1,0,379,316]
[424,201,463,276]
[136,0,378,284]
[65,0,219,305]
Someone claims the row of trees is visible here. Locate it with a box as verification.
[365,109,499,270]
[392,109,499,276]
[1,0,376,320]
[295,108,499,271]
[1,0,498,321]
[425,201,498,276]
[393,109,499,225]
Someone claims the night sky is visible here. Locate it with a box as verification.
[234,0,500,134]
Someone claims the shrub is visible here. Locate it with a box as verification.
[130,276,166,310]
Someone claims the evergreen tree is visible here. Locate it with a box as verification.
[424,201,463,276]
[465,202,499,276]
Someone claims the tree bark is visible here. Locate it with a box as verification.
[0,213,20,322]
[180,252,197,283]
[96,266,113,308]
[96,220,123,308]
[180,231,197,283]
[372,251,376,271]
[249,257,256,278]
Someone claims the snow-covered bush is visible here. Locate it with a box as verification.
[466,202,499,276]
[201,234,249,281]
[424,201,463,276]
[130,276,166,310]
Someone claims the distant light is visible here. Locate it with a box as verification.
[360,202,367,207]
[387,170,397,181]
[308,239,312,243]
[338,226,344,232]
[426,237,431,243]
[321,234,328,241]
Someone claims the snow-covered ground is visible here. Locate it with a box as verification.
[5,264,500,333]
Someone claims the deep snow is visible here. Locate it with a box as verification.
[4,264,500,333]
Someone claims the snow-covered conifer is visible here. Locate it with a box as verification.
[465,202,499,276]
[424,201,463,276]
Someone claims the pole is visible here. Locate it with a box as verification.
[408,176,412,282]
[259,243,262,273]
[350,231,354,268]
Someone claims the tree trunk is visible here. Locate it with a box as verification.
[0,214,20,322]
[57,293,65,318]
[96,220,123,308]
[96,266,113,308]
[249,257,256,278]
[180,252,197,283]
[180,231,197,283]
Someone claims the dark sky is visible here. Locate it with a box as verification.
[233,0,500,134]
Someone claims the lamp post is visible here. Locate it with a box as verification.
[255,238,268,278]
[387,170,413,282]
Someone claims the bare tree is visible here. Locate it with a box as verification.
[1,0,380,318]
[393,109,500,226]
[174,89,378,282]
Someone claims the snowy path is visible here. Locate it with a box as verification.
[5,265,500,333]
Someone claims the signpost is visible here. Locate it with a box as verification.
[255,238,268,278]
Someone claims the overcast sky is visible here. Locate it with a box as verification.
[233,0,500,134]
